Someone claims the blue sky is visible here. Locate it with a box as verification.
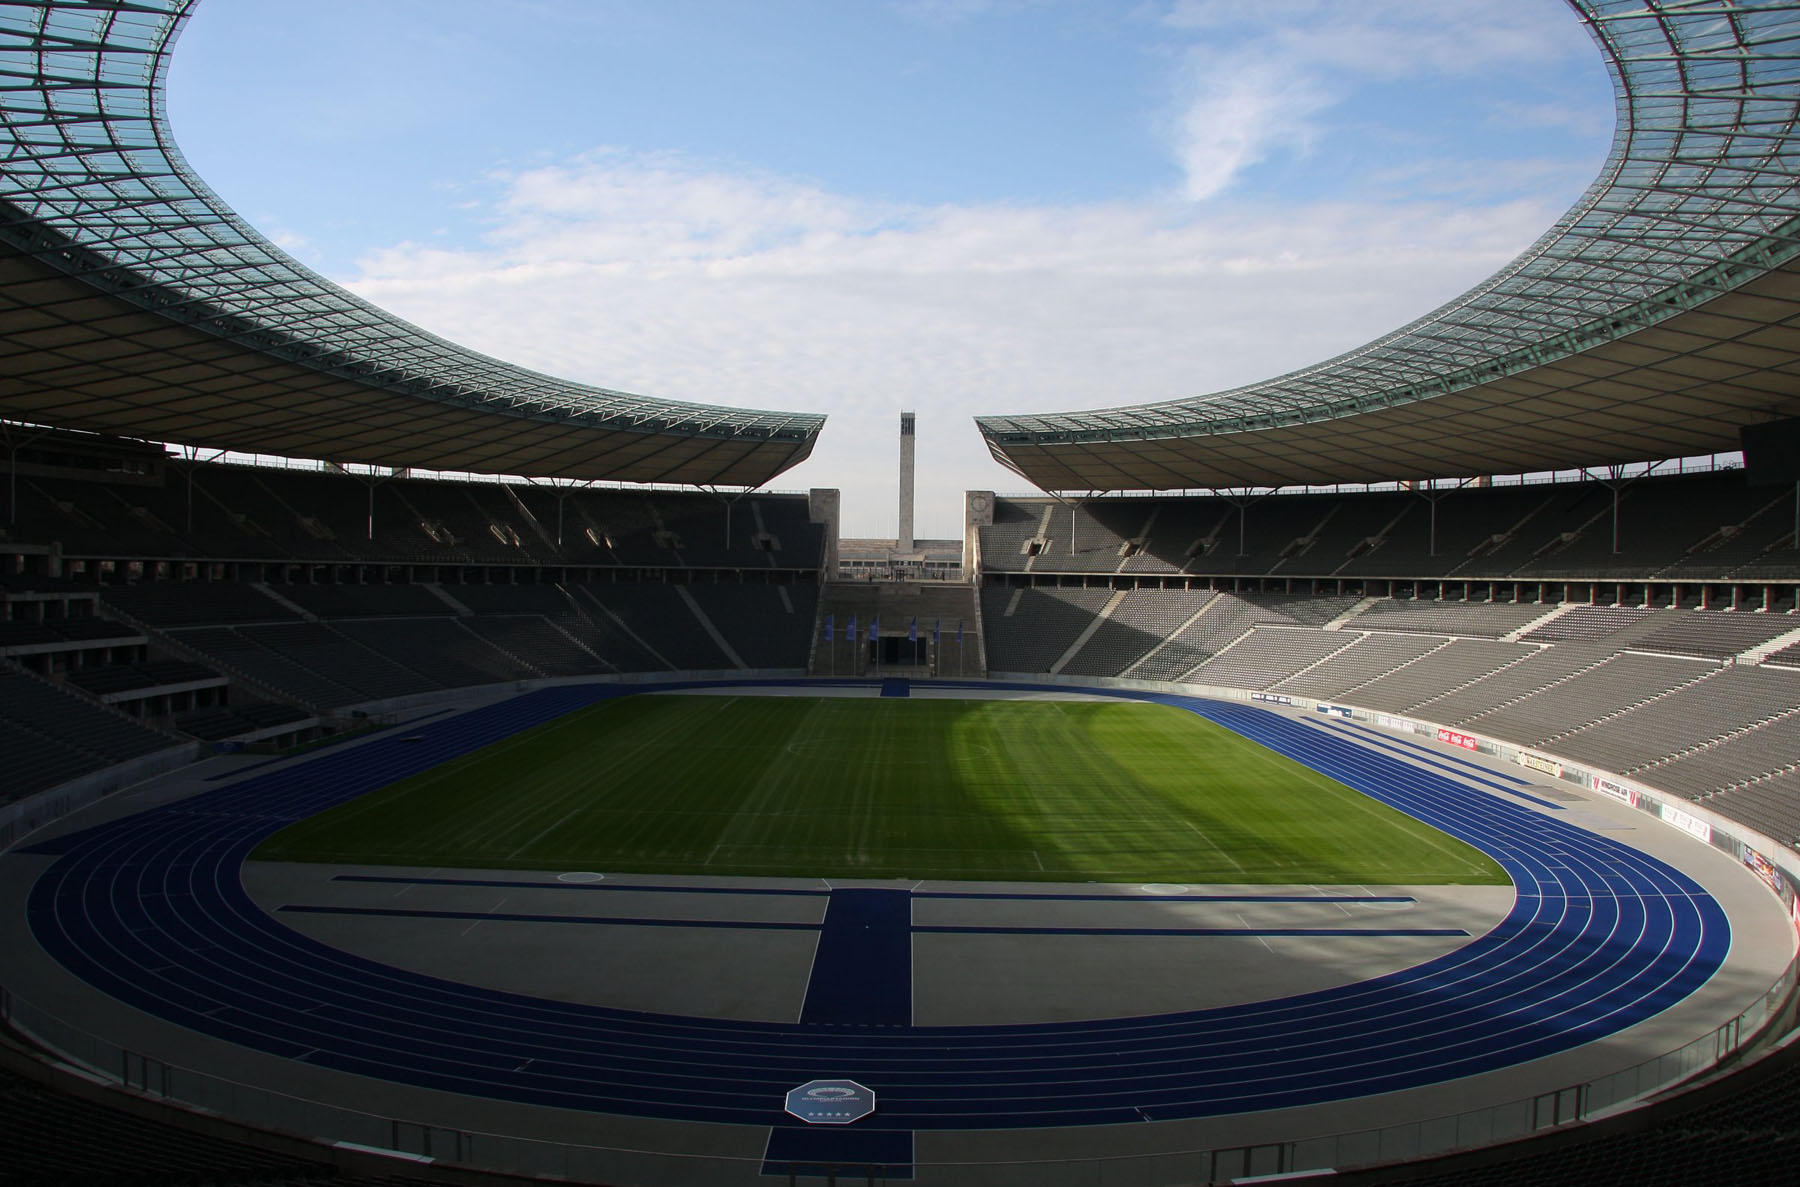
[166,0,1613,537]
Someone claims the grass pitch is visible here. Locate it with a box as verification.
[256,695,1507,885]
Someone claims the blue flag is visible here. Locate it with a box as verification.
[822,613,833,643]
[868,615,879,644]
[908,617,917,643]
[933,617,941,644]
[957,619,964,644]
[847,613,856,642]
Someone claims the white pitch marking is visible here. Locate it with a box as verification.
[508,805,586,859]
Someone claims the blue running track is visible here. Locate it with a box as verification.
[22,680,1729,1139]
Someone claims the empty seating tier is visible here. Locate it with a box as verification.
[686,583,816,670]
[1349,599,1549,638]
[1060,589,1217,678]
[103,583,296,627]
[1462,652,1718,746]
[1521,605,1657,643]
[1186,627,1357,690]
[1630,610,1800,659]
[1553,665,1800,776]
[275,583,452,618]
[1637,712,1800,798]
[980,587,1115,673]
[1702,771,1800,846]
[581,584,731,672]
[327,619,532,690]
[1272,632,1449,700]
[1342,639,1538,715]
[0,663,175,767]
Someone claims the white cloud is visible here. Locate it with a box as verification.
[344,151,1564,537]
[1168,49,1332,201]
[1154,0,1586,199]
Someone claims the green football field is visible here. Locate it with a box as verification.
[256,694,1507,885]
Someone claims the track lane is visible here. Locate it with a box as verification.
[23,681,1730,1132]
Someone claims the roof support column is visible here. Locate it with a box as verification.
[1224,489,1263,558]
[353,468,402,543]
[170,446,227,534]
[1414,486,1450,557]
[1593,465,1640,556]
[703,484,762,554]
[1,422,52,529]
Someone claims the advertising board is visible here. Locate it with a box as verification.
[1661,803,1714,843]
[1518,752,1562,778]
[1591,775,1639,808]
[1744,847,1786,898]
[1436,727,1479,751]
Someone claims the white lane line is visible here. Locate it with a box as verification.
[1237,911,1275,954]
[462,896,507,937]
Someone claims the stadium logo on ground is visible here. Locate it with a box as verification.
[785,1080,876,1125]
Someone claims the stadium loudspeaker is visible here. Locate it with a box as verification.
[1740,416,1800,485]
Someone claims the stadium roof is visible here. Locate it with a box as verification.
[979,0,1800,493]
[0,1,823,488]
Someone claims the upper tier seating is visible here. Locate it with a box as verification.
[979,471,1799,581]
[8,466,824,570]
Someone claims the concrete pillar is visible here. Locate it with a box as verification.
[809,489,842,581]
[898,411,916,553]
